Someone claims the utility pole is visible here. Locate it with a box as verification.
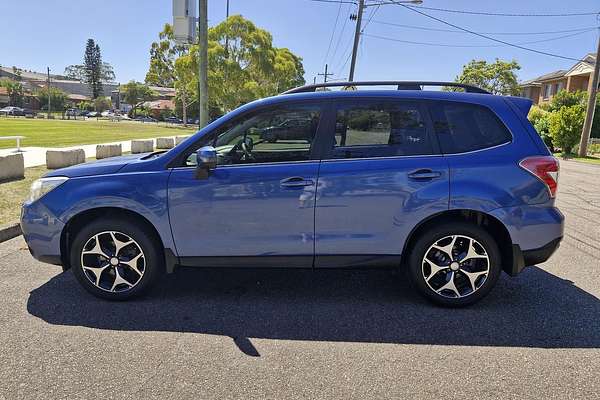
[198,0,209,128]
[578,33,600,157]
[46,67,51,119]
[224,0,230,58]
[318,64,334,83]
[348,0,364,82]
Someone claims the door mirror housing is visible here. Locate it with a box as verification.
[195,146,217,179]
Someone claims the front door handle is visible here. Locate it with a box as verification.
[280,176,314,187]
[408,169,442,180]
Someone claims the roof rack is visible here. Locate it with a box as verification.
[283,81,491,95]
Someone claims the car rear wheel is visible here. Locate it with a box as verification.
[70,218,162,300]
[407,222,501,307]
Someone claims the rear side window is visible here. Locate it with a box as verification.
[330,100,434,159]
[430,102,512,154]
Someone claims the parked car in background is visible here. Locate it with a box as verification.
[87,111,99,117]
[65,108,81,117]
[22,108,36,117]
[165,116,183,124]
[259,117,315,142]
[21,81,564,307]
[135,115,157,123]
[0,106,25,116]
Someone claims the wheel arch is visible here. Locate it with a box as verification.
[402,209,515,275]
[60,207,175,272]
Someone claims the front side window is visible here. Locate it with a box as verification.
[185,105,321,166]
[330,100,433,159]
[430,101,512,154]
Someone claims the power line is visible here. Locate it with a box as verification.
[361,3,380,33]
[370,19,600,36]
[330,4,353,65]
[367,3,600,17]
[309,0,356,4]
[323,0,344,65]
[363,28,597,48]
[388,1,592,62]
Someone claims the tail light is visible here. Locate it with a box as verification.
[519,156,559,198]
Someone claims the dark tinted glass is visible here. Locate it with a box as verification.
[331,100,433,159]
[430,102,512,154]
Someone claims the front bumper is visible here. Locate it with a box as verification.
[20,200,65,266]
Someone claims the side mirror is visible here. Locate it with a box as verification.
[195,146,217,179]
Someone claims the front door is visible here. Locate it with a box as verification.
[314,98,449,267]
[168,103,325,267]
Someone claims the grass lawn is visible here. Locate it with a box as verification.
[0,165,47,225]
[0,118,197,149]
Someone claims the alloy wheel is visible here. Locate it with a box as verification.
[80,231,146,293]
[422,235,490,299]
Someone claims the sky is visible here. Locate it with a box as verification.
[0,0,598,86]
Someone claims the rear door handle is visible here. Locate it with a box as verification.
[407,169,442,180]
[280,176,314,187]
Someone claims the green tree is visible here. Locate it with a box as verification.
[146,16,305,114]
[0,78,24,106]
[450,59,521,95]
[36,87,67,111]
[145,24,187,87]
[64,62,115,83]
[83,39,105,98]
[93,97,112,112]
[549,105,586,156]
[174,55,196,126]
[121,81,156,117]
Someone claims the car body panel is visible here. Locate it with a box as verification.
[22,171,175,254]
[314,156,449,263]
[168,162,319,258]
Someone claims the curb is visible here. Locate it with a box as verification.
[0,223,22,243]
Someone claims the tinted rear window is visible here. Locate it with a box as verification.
[430,102,512,154]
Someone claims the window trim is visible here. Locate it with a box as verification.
[320,97,440,161]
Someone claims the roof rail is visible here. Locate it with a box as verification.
[282,81,491,95]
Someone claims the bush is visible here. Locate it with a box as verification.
[528,105,554,152]
[547,90,586,112]
[548,105,585,156]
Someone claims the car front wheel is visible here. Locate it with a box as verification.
[407,222,501,307]
[70,218,162,300]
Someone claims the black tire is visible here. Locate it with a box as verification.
[70,217,163,300]
[407,222,501,307]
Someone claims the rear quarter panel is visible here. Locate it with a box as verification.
[447,97,552,212]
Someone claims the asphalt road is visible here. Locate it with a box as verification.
[1,160,599,399]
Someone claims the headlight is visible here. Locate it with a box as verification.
[28,177,69,203]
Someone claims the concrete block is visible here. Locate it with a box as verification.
[156,137,175,149]
[96,144,122,159]
[175,135,190,145]
[0,153,24,181]
[131,139,154,154]
[46,149,85,169]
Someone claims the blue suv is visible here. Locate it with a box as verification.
[20,81,564,306]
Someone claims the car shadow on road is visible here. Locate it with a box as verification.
[27,266,600,355]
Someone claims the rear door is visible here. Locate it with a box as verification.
[314,97,449,267]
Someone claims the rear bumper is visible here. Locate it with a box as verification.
[508,237,562,276]
[490,204,564,276]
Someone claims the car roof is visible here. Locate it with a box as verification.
[245,89,506,109]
